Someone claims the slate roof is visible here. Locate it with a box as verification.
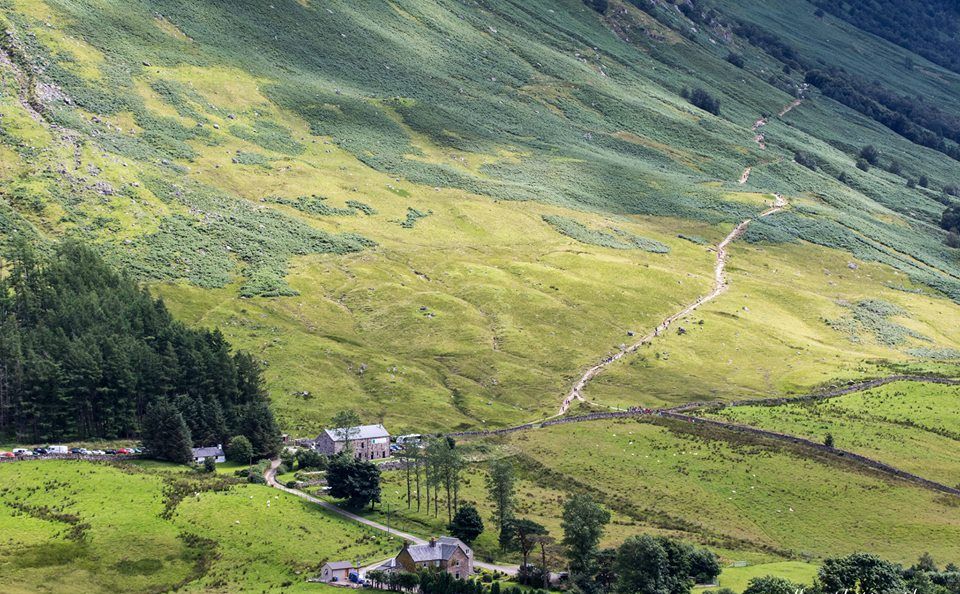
[324,561,356,570]
[405,537,471,563]
[191,446,224,458]
[321,424,389,443]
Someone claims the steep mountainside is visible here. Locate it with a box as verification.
[1,0,959,434]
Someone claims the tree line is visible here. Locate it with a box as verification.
[0,241,280,460]
[810,0,960,76]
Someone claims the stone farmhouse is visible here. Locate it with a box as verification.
[393,537,474,579]
[315,424,391,461]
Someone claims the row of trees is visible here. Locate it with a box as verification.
[0,241,280,460]
[396,437,465,523]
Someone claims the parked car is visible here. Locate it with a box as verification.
[0,451,15,459]
[132,448,142,454]
[12,448,33,456]
[117,448,132,455]
[48,445,68,454]
[33,447,48,455]
[91,450,105,455]
[105,449,117,455]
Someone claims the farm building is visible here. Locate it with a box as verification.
[191,445,225,464]
[315,424,391,461]
[394,537,474,579]
[319,560,359,583]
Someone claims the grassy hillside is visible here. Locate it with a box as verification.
[0,460,395,593]
[505,417,960,564]
[705,381,960,485]
[1,0,960,433]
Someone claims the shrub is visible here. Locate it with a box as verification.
[859,145,880,165]
[296,448,328,471]
[227,435,254,464]
[203,457,217,473]
[726,52,745,68]
[743,575,801,594]
[687,87,721,115]
[919,175,930,188]
[448,505,484,544]
[856,158,870,172]
[794,151,818,170]
[582,0,608,14]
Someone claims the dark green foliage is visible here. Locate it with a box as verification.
[398,207,431,229]
[614,535,671,594]
[501,518,547,568]
[811,0,960,75]
[561,494,610,579]
[583,0,609,14]
[142,401,193,464]
[920,175,931,188]
[448,504,484,544]
[856,158,870,172]
[226,435,253,464]
[860,145,880,165]
[824,432,835,448]
[817,553,905,594]
[685,88,721,116]
[687,547,721,584]
[265,195,356,217]
[726,52,745,68]
[0,241,280,451]
[202,456,217,473]
[613,535,719,594]
[914,552,939,573]
[742,575,802,594]
[804,69,960,163]
[231,151,271,167]
[794,151,818,170]
[346,200,378,215]
[326,454,382,509]
[295,448,328,470]
[486,458,516,539]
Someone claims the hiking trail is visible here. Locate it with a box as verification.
[557,100,801,415]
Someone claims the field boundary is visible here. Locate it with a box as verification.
[447,375,960,497]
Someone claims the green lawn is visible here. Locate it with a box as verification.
[697,561,820,593]
[0,460,394,593]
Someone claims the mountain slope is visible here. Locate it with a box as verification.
[1,0,959,433]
